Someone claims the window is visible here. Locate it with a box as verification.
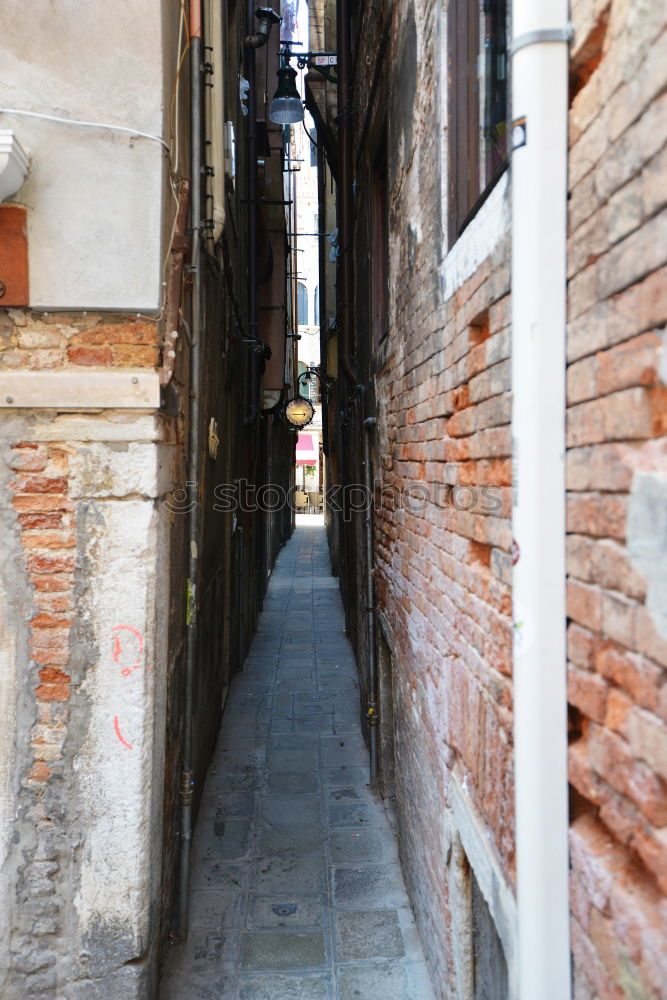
[448,0,508,245]
[310,128,318,167]
[370,132,389,346]
[314,285,320,326]
[297,281,309,325]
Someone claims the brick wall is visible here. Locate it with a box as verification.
[336,3,516,996]
[566,3,667,997]
[4,441,76,993]
[335,0,667,997]
[0,311,160,370]
[373,244,514,994]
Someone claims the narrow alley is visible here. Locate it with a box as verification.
[2,1,667,997]
[160,519,435,1000]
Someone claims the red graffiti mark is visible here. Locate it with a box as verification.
[113,715,134,750]
[111,624,144,677]
[112,633,122,661]
[511,539,521,566]
[109,625,145,748]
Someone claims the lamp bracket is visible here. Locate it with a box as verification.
[296,52,338,83]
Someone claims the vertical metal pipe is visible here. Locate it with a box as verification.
[245,0,261,426]
[178,0,203,938]
[511,0,571,994]
[317,135,330,460]
[363,414,378,782]
[336,0,357,385]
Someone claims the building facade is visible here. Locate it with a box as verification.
[0,2,296,996]
[310,0,667,997]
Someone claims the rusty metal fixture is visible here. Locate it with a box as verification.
[363,412,378,783]
[159,178,190,388]
[244,0,263,427]
[178,0,203,940]
[244,6,281,49]
[337,0,357,385]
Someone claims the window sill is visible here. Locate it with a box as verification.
[450,161,509,250]
[442,169,510,303]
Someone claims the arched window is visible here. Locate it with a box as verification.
[297,282,308,326]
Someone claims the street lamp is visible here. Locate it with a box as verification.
[297,366,333,403]
[269,53,304,125]
[269,46,338,125]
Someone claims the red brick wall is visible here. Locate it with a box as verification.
[566,3,667,997]
[341,1,667,996]
[0,312,159,370]
[373,243,514,994]
[343,4,516,993]
[3,441,77,991]
[10,442,76,781]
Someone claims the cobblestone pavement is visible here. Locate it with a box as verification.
[160,518,435,1000]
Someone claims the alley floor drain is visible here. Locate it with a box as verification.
[272,903,298,917]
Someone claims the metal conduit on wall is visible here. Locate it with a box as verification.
[510,0,571,994]
[178,0,204,938]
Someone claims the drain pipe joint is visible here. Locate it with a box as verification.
[245,7,281,48]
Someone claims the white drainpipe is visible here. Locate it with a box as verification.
[510,0,572,996]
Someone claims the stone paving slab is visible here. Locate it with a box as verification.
[240,930,328,970]
[160,524,435,1000]
[335,909,405,960]
[248,896,327,929]
[238,972,332,1000]
[257,824,324,856]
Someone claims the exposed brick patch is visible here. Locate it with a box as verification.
[7,441,76,992]
[69,321,157,346]
[0,311,160,370]
[9,442,76,762]
[67,344,114,366]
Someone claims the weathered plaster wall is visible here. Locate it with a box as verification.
[0,410,176,999]
[0,0,167,310]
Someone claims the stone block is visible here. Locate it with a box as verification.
[335,910,405,960]
[238,972,330,999]
[239,931,327,971]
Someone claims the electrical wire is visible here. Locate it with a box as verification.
[169,0,191,174]
[302,118,318,149]
[157,0,190,324]
[0,108,169,151]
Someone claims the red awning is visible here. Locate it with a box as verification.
[296,433,318,465]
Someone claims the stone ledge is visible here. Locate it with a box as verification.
[0,370,160,410]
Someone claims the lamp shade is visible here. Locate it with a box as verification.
[269,65,304,124]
